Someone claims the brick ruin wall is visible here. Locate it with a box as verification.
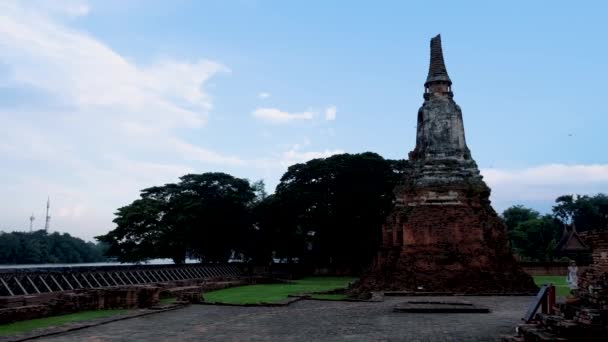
[0,277,246,325]
[351,184,538,297]
[579,231,608,290]
[503,230,608,341]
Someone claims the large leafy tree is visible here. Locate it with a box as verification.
[553,194,608,231]
[97,172,257,264]
[97,197,170,263]
[502,205,541,232]
[507,214,562,261]
[501,193,608,261]
[177,173,256,262]
[261,152,407,271]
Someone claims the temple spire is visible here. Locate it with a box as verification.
[425,34,451,87]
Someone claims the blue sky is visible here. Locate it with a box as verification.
[1,0,607,240]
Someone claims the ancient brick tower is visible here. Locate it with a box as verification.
[351,35,537,295]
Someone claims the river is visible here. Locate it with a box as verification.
[0,258,200,269]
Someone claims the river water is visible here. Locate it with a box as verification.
[0,259,200,269]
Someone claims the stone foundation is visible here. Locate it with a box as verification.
[0,286,160,325]
[350,179,537,297]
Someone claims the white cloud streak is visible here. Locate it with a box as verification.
[252,107,316,123]
[279,141,344,167]
[324,105,337,121]
[482,164,608,211]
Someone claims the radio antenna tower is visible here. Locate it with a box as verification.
[29,213,35,232]
[44,197,51,232]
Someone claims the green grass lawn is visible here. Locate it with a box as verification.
[533,275,571,297]
[204,277,356,304]
[159,297,177,305]
[0,309,127,336]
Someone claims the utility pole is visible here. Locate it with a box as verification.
[44,196,51,232]
[29,213,35,232]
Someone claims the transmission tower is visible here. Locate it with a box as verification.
[44,197,51,232]
[29,213,35,232]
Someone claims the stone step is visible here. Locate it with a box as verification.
[393,301,490,313]
[518,324,569,342]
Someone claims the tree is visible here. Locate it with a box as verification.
[503,194,608,261]
[97,197,169,263]
[254,193,306,264]
[251,179,268,203]
[97,172,257,264]
[0,230,107,264]
[177,173,256,262]
[553,194,608,231]
[502,205,540,231]
[0,232,19,263]
[262,152,407,271]
[508,215,562,261]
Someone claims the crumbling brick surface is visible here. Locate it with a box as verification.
[579,231,608,289]
[503,231,608,341]
[352,182,537,297]
[0,286,161,325]
[0,280,247,325]
[0,305,50,324]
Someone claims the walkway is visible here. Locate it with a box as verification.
[39,296,531,342]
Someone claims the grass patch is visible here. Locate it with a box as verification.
[159,297,177,305]
[309,293,349,300]
[533,275,571,297]
[0,309,127,336]
[204,277,356,304]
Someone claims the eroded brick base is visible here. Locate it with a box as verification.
[351,183,538,297]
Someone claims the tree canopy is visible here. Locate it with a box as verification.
[0,230,107,264]
[553,194,608,231]
[96,172,257,264]
[97,153,407,269]
[252,152,407,270]
[502,194,608,262]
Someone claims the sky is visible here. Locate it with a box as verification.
[1,0,607,241]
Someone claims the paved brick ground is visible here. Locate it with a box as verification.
[39,296,531,342]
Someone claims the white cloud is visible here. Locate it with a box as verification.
[258,92,271,99]
[0,2,347,240]
[281,148,345,167]
[0,1,240,240]
[63,3,90,17]
[252,107,316,123]
[58,204,87,219]
[279,141,343,167]
[482,164,608,211]
[167,138,246,166]
[19,0,91,18]
[324,105,337,121]
[0,1,230,131]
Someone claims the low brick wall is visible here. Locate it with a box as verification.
[0,286,161,325]
[580,231,608,273]
[0,278,247,325]
[519,262,589,276]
